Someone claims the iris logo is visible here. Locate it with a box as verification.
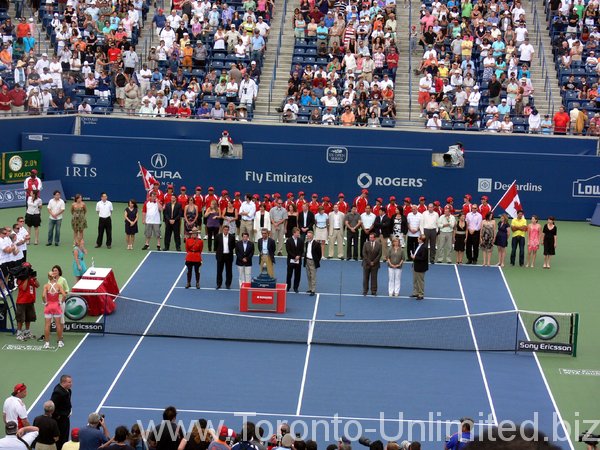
[357,173,373,189]
[533,315,559,341]
[151,153,168,169]
[478,178,493,193]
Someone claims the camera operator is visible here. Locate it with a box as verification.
[79,413,110,450]
[445,418,473,450]
[0,226,19,294]
[15,262,39,341]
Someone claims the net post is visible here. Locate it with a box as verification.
[514,310,520,355]
[571,313,579,357]
[335,264,344,317]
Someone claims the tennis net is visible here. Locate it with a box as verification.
[84,294,578,353]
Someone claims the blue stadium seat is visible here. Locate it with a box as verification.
[513,125,526,133]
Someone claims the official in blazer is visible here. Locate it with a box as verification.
[256,228,276,277]
[362,232,382,296]
[411,234,429,300]
[235,231,254,286]
[215,224,236,289]
[285,227,303,292]
[303,230,322,296]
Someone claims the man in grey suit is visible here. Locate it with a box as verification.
[362,232,382,296]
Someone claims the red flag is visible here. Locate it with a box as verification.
[138,162,158,191]
[496,181,523,218]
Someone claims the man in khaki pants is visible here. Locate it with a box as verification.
[327,203,345,259]
[269,198,288,256]
[238,194,256,241]
[32,401,60,450]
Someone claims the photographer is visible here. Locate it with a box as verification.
[445,418,473,450]
[15,262,39,341]
[79,413,110,450]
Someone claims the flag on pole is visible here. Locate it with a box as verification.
[138,162,158,191]
[494,180,522,218]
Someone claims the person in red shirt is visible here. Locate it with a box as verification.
[204,187,218,209]
[163,185,175,204]
[232,192,242,210]
[8,84,27,115]
[403,197,412,216]
[23,169,42,200]
[284,192,295,209]
[336,193,348,213]
[177,186,189,210]
[0,85,11,115]
[386,196,398,218]
[417,196,427,213]
[165,100,179,116]
[16,18,30,38]
[193,186,204,213]
[445,196,455,215]
[321,196,333,214]
[433,200,443,216]
[553,106,570,135]
[107,42,122,62]
[218,190,230,212]
[184,227,203,289]
[372,197,383,215]
[354,189,369,214]
[16,264,39,340]
[479,195,491,218]
[462,194,473,215]
[262,194,272,211]
[296,191,307,211]
[386,46,399,79]
[253,194,260,209]
[308,194,320,214]
[148,181,164,203]
[178,102,192,118]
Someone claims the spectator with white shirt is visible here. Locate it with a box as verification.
[3,384,30,428]
[238,194,257,241]
[420,204,439,264]
[465,203,483,264]
[0,422,38,450]
[141,191,163,251]
[46,190,65,247]
[95,192,113,249]
[405,204,422,261]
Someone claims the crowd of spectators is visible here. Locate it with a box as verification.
[0,0,268,119]
[279,0,399,126]
[549,0,600,135]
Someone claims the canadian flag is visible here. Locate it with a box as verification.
[138,162,158,191]
[496,181,523,218]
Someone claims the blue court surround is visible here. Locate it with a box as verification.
[27,252,572,449]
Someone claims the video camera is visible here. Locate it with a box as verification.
[579,432,600,446]
[443,143,465,168]
[9,262,36,281]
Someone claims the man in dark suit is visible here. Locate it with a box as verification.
[362,232,382,295]
[285,227,303,292]
[50,374,72,450]
[303,230,322,296]
[235,231,254,287]
[163,195,183,251]
[256,228,276,277]
[297,203,315,239]
[374,206,392,260]
[411,234,429,300]
[215,224,236,289]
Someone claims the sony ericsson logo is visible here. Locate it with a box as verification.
[533,315,559,341]
[572,174,600,198]
[151,153,168,169]
[357,173,425,189]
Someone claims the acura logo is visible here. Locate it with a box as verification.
[357,172,372,189]
[151,153,168,169]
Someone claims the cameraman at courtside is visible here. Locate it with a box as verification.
[78,413,110,450]
[445,418,473,450]
[15,262,39,341]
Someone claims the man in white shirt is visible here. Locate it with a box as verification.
[420,203,439,264]
[405,204,422,261]
[327,204,345,259]
[238,194,256,240]
[359,204,376,257]
[15,218,29,262]
[3,384,29,427]
[0,422,38,450]
[141,191,163,251]
[46,190,65,246]
[518,39,535,64]
[95,192,113,248]
[238,73,257,107]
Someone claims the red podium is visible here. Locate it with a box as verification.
[72,267,120,316]
[239,283,287,313]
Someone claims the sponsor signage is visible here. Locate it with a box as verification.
[1,150,42,183]
[518,341,574,355]
[518,315,574,355]
[572,175,600,198]
[357,172,425,189]
[478,178,543,193]
[326,147,348,164]
[0,180,64,209]
[51,321,105,333]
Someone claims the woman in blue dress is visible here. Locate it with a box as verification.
[72,238,88,282]
[494,213,510,267]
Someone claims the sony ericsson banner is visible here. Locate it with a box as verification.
[21,132,600,220]
[51,321,105,334]
[518,315,575,355]
[0,179,64,209]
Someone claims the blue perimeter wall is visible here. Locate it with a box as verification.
[3,116,600,220]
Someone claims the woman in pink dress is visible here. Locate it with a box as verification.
[42,271,67,349]
[526,215,542,268]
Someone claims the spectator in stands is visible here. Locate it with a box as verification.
[553,105,570,134]
[499,115,514,133]
[282,97,298,122]
[486,113,501,132]
[426,113,442,130]
[528,108,541,133]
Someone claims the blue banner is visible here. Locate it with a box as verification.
[0,179,64,209]
[21,132,600,220]
[0,116,76,152]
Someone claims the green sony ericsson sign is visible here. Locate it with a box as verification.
[2,150,42,183]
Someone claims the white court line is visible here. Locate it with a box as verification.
[27,251,154,414]
[454,265,498,426]
[296,294,320,416]
[172,286,462,301]
[497,267,575,450]
[101,405,495,426]
[95,265,187,413]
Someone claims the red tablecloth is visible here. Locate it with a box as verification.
[73,268,120,316]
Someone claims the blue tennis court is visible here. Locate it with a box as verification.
[28,252,573,449]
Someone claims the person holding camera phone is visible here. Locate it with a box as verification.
[15,263,39,341]
[78,413,110,450]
